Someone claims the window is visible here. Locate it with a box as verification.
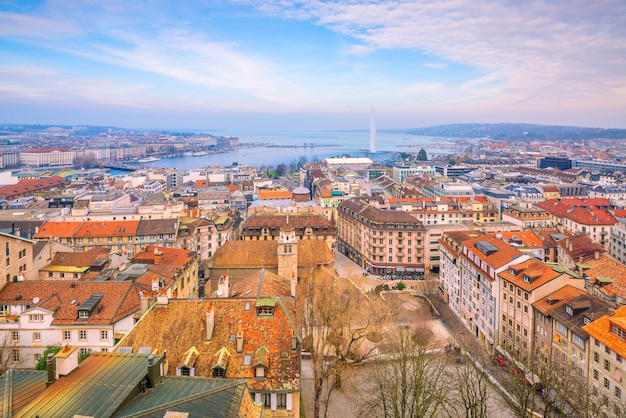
[277,393,287,408]
[29,314,43,322]
[12,349,19,362]
[34,353,42,363]
[80,348,89,356]
[605,346,611,355]
[255,367,265,378]
[594,369,599,380]
[243,355,251,365]
[244,301,251,311]
[78,310,90,319]
[257,306,274,317]
[101,348,108,353]
[616,387,622,398]
[572,333,585,347]
[79,330,87,340]
[33,332,41,342]
[612,325,626,340]
[594,352,600,363]
[617,354,622,364]
[566,305,573,315]
[604,359,610,371]
[101,330,108,340]
[63,331,71,340]
[12,331,19,341]
[604,378,610,389]
[556,321,567,335]
[0,304,8,315]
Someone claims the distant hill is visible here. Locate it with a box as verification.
[382,123,626,141]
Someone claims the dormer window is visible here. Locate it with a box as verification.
[255,366,265,378]
[213,367,225,378]
[523,275,530,284]
[612,325,626,341]
[583,316,591,325]
[566,305,573,315]
[77,294,104,320]
[256,298,276,317]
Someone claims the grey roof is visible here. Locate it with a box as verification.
[0,369,48,416]
[115,377,250,418]
[136,218,178,235]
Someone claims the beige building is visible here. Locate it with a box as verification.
[337,198,426,279]
[498,259,585,358]
[0,232,36,287]
[583,305,626,416]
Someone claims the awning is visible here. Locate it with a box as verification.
[553,334,560,342]
[615,369,622,382]
[256,298,276,307]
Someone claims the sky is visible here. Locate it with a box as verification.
[0,0,625,132]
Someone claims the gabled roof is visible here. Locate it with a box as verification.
[75,220,139,237]
[0,281,142,325]
[0,369,48,415]
[117,299,300,392]
[499,259,567,291]
[34,221,83,239]
[583,305,626,357]
[533,285,586,316]
[462,234,523,271]
[210,240,334,269]
[14,353,162,418]
[231,269,292,298]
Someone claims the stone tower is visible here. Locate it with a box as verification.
[278,222,298,284]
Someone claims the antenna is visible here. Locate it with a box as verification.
[32,297,40,304]
[216,288,223,296]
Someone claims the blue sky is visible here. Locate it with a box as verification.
[0,0,625,131]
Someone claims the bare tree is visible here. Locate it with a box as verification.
[449,358,490,418]
[359,325,452,418]
[0,332,25,375]
[300,267,386,418]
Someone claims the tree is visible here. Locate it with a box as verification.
[417,148,428,161]
[300,267,387,418]
[0,333,24,375]
[276,163,288,177]
[78,348,92,363]
[35,344,62,370]
[359,325,451,418]
[298,155,308,169]
[449,356,490,418]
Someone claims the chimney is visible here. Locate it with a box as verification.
[291,332,298,351]
[55,345,78,378]
[147,354,159,388]
[218,275,229,298]
[236,329,244,353]
[608,308,616,316]
[568,239,573,252]
[206,308,215,341]
[595,250,599,260]
[46,353,56,387]
[291,272,297,298]
[154,250,163,265]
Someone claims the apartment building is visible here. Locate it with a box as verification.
[0,232,36,286]
[439,231,530,354]
[583,305,626,417]
[610,217,626,266]
[240,212,336,250]
[498,259,585,358]
[0,281,142,368]
[501,204,553,229]
[19,148,75,167]
[337,198,426,278]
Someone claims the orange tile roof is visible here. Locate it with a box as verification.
[499,231,544,248]
[117,299,300,391]
[462,234,523,272]
[231,269,291,298]
[583,305,626,357]
[258,189,293,200]
[499,259,567,292]
[585,254,626,300]
[34,221,83,239]
[74,220,139,237]
[533,285,586,315]
[0,281,141,325]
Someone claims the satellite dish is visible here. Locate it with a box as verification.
[32,297,40,304]
[216,288,223,296]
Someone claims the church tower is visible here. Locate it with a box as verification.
[278,221,298,286]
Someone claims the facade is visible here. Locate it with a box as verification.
[422,182,475,198]
[439,231,530,354]
[19,148,75,167]
[609,217,626,266]
[337,198,426,278]
[498,259,585,358]
[0,281,142,368]
[501,204,553,229]
[538,156,572,171]
[392,163,436,183]
[0,232,36,287]
[240,212,336,250]
[583,305,626,416]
